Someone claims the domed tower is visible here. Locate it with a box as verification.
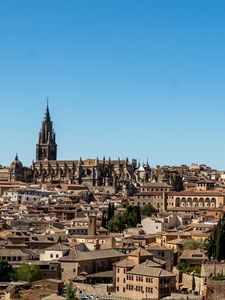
[10,154,24,181]
[36,101,57,161]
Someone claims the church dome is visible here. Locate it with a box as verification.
[10,154,23,170]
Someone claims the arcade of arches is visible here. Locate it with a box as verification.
[167,194,224,209]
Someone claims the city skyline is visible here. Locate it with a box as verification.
[1,102,223,171]
[1,1,225,169]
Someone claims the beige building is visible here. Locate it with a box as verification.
[114,248,176,299]
[145,243,174,271]
[129,192,167,212]
[60,248,126,281]
[40,243,70,261]
[167,191,225,208]
[140,182,172,193]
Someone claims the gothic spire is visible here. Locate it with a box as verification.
[44,98,51,122]
[36,100,57,161]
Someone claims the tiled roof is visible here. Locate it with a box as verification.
[60,249,126,262]
[145,243,171,251]
[141,182,172,188]
[114,258,136,268]
[129,248,153,257]
[127,260,175,277]
[45,243,70,251]
[166,238,187,245]
[179,250,205,260]
[0,248,36,257]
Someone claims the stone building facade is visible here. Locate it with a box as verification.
[0,154,33,183]
[114,248,176,299]
[32,104,148,189]
[36,102,57,161]
[167,191,225,208]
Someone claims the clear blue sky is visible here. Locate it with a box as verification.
[0,0,225,169]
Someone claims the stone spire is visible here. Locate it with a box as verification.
[15,153,19,161]
[44,98,51,122]
[36,101,57,161]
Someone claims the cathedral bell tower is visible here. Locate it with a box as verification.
[36,102,57,161]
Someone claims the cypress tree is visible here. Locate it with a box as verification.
[206,213,225,261]
[215,215,225,262]
[192,274,196,291]
[111,203,115,218]
[101,212,107,229]
[206,224,217,260]
[107,202,112,223]
[136,204,141,224]
[216,218,222,261]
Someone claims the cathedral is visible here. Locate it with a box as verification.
[0,104,185,192]
[32,104,151,190]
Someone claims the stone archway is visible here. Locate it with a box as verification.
[193,198,198,207]
[199,198,204,207]
[211,198,216,207]
[187,197,192,207]
[205,198,210,207]
[181,197,186,207]
[175,197,180,207]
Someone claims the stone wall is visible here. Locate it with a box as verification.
[75,282,115,298]
[206,279,225,300]
[182,273,201,293]
[173,267,202,294]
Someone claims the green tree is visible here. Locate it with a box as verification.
[107,202,115,224]
[177,261,190,273]
[16,264,42,282]
[108,205,151,233]
[206,225,217,259]
[212,271,225,281]
[192,274,196,291]
[141,204,157,217]
[64,281,78,300]
[111,203,115,218]
[136,204,141,224]
[107,202,111,224]
[205,214,225,261]
[216,216,225,261]
[177,261,201,276]
[124,205,139,227]
[101,212,107,229]
[193,265,201,276]
[0,260,14,281]
[183,239,202,250]
[108,214,125,233]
